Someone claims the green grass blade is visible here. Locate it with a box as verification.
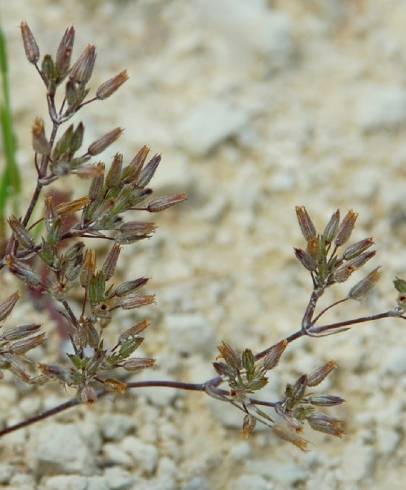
[0,25,21,218]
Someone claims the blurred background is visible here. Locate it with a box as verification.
[0,1,406,489]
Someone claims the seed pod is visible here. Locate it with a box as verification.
[70,44,96,85]
[117,222,156,244]
[6,255,42,287]
[0,292,20,322]
[307,361,337,387]
[20,21,40,63]
[335,210,358,246]
[122,145,150,183]
[242,414,256,438]
[7,216,34,249]
[2,323,41,341]
[322,210,340,244]
[261,339,288,371]
[343,238,374,260]
[137,154,161,187]
[96,70,129,99]
[32,118,50,155]
[102,243,121,281]
[121,357,155,371]
[307,412,345,438]
[55,26,75,80]
[306,236,320,259]
[308,395,345,406]
[272,424,308,451]
[294,248,317,272]
[119,295,155,310]
[349,267,381,301]
[56,197,90,216]
[115,277,149,296]
[80,249,96,287]
[119,320,151,343]
[295,206,317,242]
[88,165,105,200]
[217,342,242,370]
[347,250,376,269]
[333,263,355,283]
[80,385,97,404]
[147,193,188,212]
[103,378,127,394]
[291,374,307,403]
[10,333,45,354]
[88,128,123,156]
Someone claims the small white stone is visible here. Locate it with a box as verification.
[103,443,133,467]
[0,464,13,484]
[177,99,248,156]
[103,467,139,490]
[357,86,406,131]
[120,436,159,474]
[250,460,306,485]
[376,427,400,456]
[229,474,273,490]
[100,414,136,441]
[229,441,252,461]
[27,423,96,475]
[383,346,406,375]
[42,475,89,490]
[338,442,375,482]
[166,313,216,356]
[9,473,36,490]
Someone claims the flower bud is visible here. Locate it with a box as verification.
[307,361,337,387]
[122,357,155,371]
[137,154,161,187]
[295,206,317,242]
[349,267,381,301]
[96,70,129,99]
[119,294,155,310]
[20,21,40,63]
[55,26,75,80]
[261,339,288,371]
[343,238,374,260]
[88,128,123,156]
[80,385,97,404]
[147,193,188,212]
[102,243,121,280]
[335,210,358,246]
[0,292,20,322]
[7,216,34,249]
[118,320,151,343]
[307,412,345,438]
[70,44,96,85]
[32,118,50,155]
[115,277,149,297]
[242,414,256,438]
[308,395,345,406]
[322,210,340,244]
[294,248,317,272]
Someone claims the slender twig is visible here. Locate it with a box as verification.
[312,297,349,324]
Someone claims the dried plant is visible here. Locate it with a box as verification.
[0,22,404,451]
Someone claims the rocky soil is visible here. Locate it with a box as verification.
[0,0,406,489]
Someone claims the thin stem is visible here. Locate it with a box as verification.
[310,311,401,335]
[61,300,79,328]
[312,297,349,324]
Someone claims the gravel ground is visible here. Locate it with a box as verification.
[1,1,406,489]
